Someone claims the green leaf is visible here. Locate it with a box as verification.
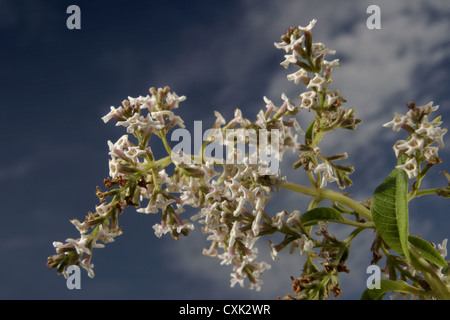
[361,280,425,300]
[300,207,345,226]
[408,235,447,268]
[371,168,410,260]
[305,120,316,144]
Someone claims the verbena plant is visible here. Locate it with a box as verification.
[47,19,449,300]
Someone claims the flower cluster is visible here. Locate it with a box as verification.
[189,96,308,290]
[275,19,361,190]
[47,78,308,289]
[47,87,190,278]
[384,101,447,179]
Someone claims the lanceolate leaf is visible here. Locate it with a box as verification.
[300,207,345,226]
[371,168,410,260]
[408,235,447,268]
[360,280,425,300]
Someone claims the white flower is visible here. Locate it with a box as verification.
[298,19,317,32]
[423,146,439,162]
[80,258,95,278]
[268,240,280,261]
[205,181,225,202]
[393,140,408,158]
[252,209,263,236]
[136,201,159,214]
[224,178,242,200]
[325,90,345,107]
[102,106,124,123]
[280,52,298,69]
[314,162,339,188]
[97,224,122,243]
[219,249,234,266]
[116,113,163,134]
[281,93,296,111]
[307,74,328,92]
[274,33,304,53]
[165,91,186,109]
[124,146,147,161]
[230,272,245,288]
[323,59,341,69]
[263,96,277,113]
[291,234,314,255]
[315,221,328,236]
[396,157,418,179]
[255,109,268,129]
[128,95,157,109]
[287,68,307,85]
[65,237,91,255]
[416,115,447,147]
[383,112,409,132]
[286,210,301,224]
[311,43,336,59]
[404,134,424,157]
[437,239,448,258]
[153,222,171,238]
[175,220,194,235]
[229,221,242,248]
[272,210,287,230]
[299,91,317,111]
[233,197,246,217]
[213,111,226,127]
[70,219,89,234]
[95,203,112,217]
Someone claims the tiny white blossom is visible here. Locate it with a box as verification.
[314,162,339,188]
[299,91,317,111]
[393,140,408,158]
[280,52,298,69]
[252,209,263,236]
[383,112,409,132]
[423,146,439,162]
[272,210,287,230]
[80,258,95,278]
[65,237,91,255]
[298,19,317,32]
[437,239,448,258]
[323,59,341,69]
[230,272,245,288]
[307,74,328,92]
[165,92,186,109]
[229,221,242,248]
[102,106,124,123]
[287,68,307,85]
[315,221,328,236]
[396,157,418,179]
[152,222,171,238]
[404,134,424,157]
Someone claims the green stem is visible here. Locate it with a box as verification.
[411,188,441,199]
[160,131,172,156]
[282,182,372,221]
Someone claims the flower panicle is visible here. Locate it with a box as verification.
[384,101,447,179]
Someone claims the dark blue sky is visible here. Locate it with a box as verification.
[1,0,449,300]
